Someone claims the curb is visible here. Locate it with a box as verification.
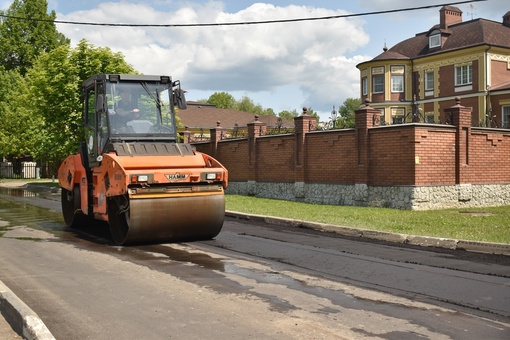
[0,281,55,340]
[225,211,510,256]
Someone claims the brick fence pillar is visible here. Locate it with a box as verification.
[181,126,192,143]
[294,108,316,182]
[247,116,266,169]
[354,100,380,184]
[209,121,226,157]
[444,97,471,184]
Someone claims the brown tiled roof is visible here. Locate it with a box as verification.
[178,102,294,129]
[490,80,510,91]
[373,50,412,61]
[368,18,510,62]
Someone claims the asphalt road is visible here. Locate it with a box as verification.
[0,186,509,339]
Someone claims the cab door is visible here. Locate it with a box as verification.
[83,80,109,167]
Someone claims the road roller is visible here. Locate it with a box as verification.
[58,74,228,245]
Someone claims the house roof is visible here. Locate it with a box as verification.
[361,17,510,64]
[178,102,294,129]
[490,80,510,91]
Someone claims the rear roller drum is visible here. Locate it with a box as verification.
[61,185,86,227]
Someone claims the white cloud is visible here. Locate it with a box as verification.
[357,0,510,23]
[56,1,370,115]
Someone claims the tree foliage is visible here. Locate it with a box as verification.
[235,95,275,116]
[0,0,69,76]
[203,92,275,116]
[0,67,38,156]
[336,98,361,128]
[202,91,322,123]
[0,2,143,170]
[206,92,236,109]
[278,109,299,121]
[25,40,135,164]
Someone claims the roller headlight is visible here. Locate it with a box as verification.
[138,175,149,182]
[131,174,151,183]
[203,172,222,181]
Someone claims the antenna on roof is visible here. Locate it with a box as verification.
[467,4,477,20]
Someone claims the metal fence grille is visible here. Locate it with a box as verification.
[0,162,40,179]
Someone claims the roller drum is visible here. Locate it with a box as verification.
[109,193,225,245]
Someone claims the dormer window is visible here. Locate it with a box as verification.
[429,31,441,48]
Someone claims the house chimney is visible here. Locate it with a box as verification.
[440,6,462,29]
[504,11,510,28]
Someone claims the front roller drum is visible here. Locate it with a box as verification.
[107,193,225,245]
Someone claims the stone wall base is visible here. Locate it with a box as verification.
[226,182,510,210]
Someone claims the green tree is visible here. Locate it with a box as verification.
[25,40,135,166]
[0,67,39,157]
[235,95,275,116]
[70,39,135,83]
[235,95,259,115]
[204,92,276,116]
[336,98,361,128]
[278,109,299,121]
[0,0,69,76]
[207,92,236,109]
[263,107,275,116]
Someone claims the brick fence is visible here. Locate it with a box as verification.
[191,98,510,210]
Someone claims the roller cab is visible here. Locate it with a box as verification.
[58,74,228,245]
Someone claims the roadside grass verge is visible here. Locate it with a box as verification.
[226,195,510,244]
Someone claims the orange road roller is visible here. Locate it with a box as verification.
[58,74,228,245]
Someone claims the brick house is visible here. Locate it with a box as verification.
[356,6,510,127]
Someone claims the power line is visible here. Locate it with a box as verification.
[0,0,486,28]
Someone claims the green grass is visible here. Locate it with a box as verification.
[226,195,510,244]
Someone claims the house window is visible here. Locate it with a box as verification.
[424,112,435,123]
[371,66,384,93]
[391,75,404,92]
[425,70,434,91]
[362,77,368,95]
[429,34,441,48]
[503,106,510,128]
[455,64,472,86]
[372,66,384,75]
[373,75,384,93]
[372,75,384,93]
[391,66,404,74]
[390,66,404,93]
[391,107,405,124]
[378,108,386,125]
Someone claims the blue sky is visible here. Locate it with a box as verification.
[4,1,509,120]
